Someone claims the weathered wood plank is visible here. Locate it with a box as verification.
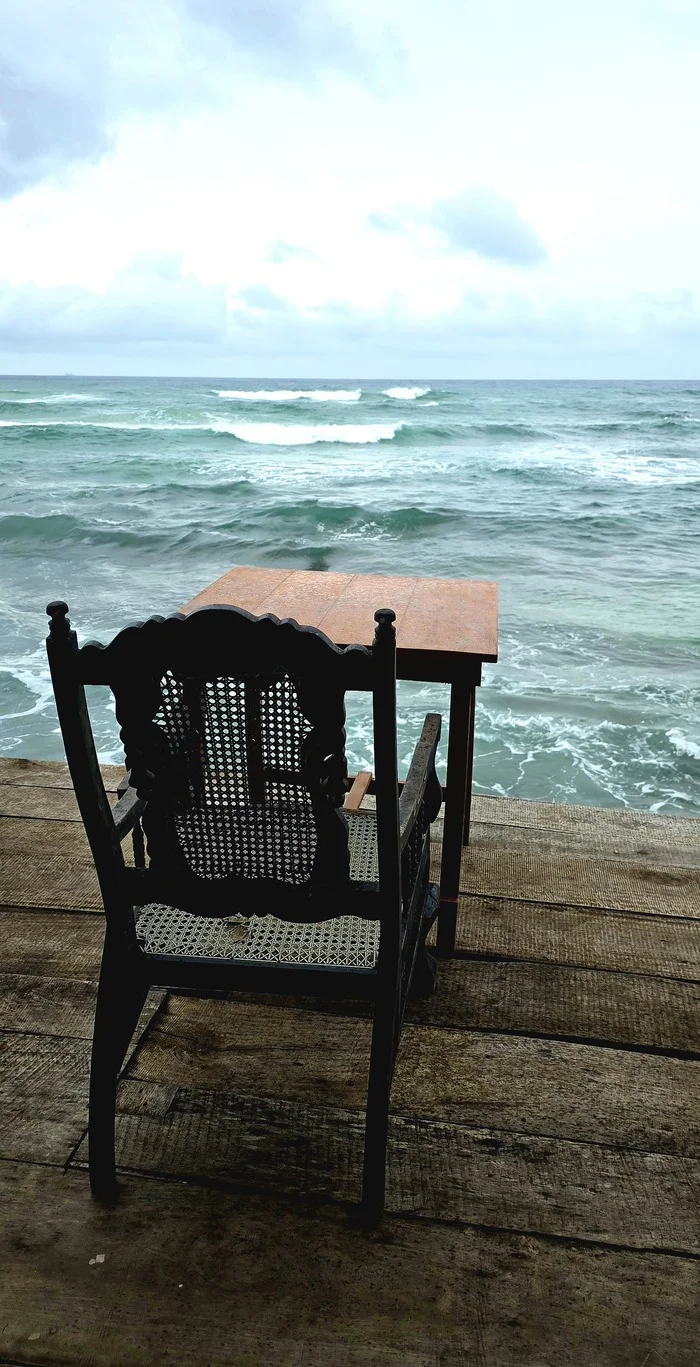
[69,1082,700,1253]
[0,976,165,1045]
[0,854,102,912]
[0,758,125,790]
[407,957,700,1054]
[472,792,700,837]
[127,997,700,1157]
[230,957,700,1055]
[448,896,700,979]
[0,782,117,821]
[453,848,700,917]
[3,908,697,1054]
[0,909,103,978]
[0,974,97,1038]
[467,819,700,868]
[0,1033,90,1164]
[0,996,165,1163]
[0,815,94,859]
[1,1161,697,1367]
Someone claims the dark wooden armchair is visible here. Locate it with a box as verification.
[46,599,442,1222]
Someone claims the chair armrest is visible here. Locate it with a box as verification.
[399,713,442,852]
[112,780,146,842]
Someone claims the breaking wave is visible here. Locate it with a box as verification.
[0,392,102,405]
[667,729,700,761]
[210,420,405,445]
[216,388,361,402]
[383,386,431,400]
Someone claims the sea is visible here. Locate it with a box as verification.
[1,376,698,815]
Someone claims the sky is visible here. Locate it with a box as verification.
[1,0,699,377]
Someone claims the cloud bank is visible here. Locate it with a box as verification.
[0,254,697,378]
[0,0,369,197]
[369,188,546,266]
[1,0,699,376]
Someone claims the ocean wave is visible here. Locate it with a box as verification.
[0,415,405,447]
[667,728,700,761]
[0,418,197,432]
[383,386,431,400]
[210,420,404,445]
[216,388,361,402]
[0,392,102,405]
[252,500,455,535]
[0,512,163,550]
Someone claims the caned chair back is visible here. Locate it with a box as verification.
[47,603,393,919]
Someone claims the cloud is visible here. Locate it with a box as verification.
[0,0,371,198]
[266,241,319,265]
[429,188,547,265]
[236,283,291,313]
[365,210,403,233]
[367,187,546,266]
[185,0,364,75]
[0,252,227,344]
[2,256,696,379]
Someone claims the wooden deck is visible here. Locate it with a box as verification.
[0,757,698,1365]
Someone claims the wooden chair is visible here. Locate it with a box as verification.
[46,599,442,1222]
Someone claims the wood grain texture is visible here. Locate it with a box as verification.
[471,792,700,837]
[0,996,164,1162]
[69,1081,700,1253]
[0,782,117,821]
[0,973,98,1037]
[467,817,700,868]
[2,759,700,1366]
[448,895,700,978]
[182,565,499,662]
[126,996,700,1157]
[0,908,104,977]
[406,956,700,1054]
[0,854,103,911]
[455,848,700,917]
[0,815,94,859]
[1,1161,697,1367]
[227,957,700,1055]
[0,758,125,789]
[0,1032,90,1164]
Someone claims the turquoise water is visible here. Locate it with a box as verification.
[1,376,698,813]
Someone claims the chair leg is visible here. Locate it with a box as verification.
[409,884,440,1000]
[409,941,437,999]
[89,949,148,1202]
[361,994,397,1224]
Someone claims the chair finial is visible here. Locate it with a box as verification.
[46,601,70,635]
[373,608,396,641]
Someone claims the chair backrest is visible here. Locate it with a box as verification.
[46,601,398,918]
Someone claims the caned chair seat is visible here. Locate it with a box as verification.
[136,809,380,967]
[136,906,380,969]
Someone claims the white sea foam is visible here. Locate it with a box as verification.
[0,419,197,430]
[3,393,103,404]
[216,388,361,402]
[0,415,403,444]
[211,420,404,445]
[383,386,431,400]
[667,729,700,761]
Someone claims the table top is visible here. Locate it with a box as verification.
[182,566,498,676]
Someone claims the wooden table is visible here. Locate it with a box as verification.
[183,566,498,956]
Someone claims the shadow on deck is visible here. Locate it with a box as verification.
[0,758,698,1365]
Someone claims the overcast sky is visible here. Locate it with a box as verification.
[1,0,699,377]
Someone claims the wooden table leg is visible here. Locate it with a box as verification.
[436,679,472,957]
[462,683,477,846]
